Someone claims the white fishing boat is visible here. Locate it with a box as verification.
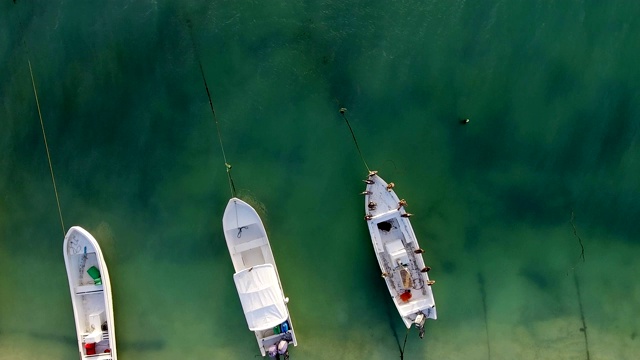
[222,198,297,358]
[363,171,437,338]
[63,226,117,359]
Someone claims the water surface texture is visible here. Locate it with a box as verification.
[1,1,639,359]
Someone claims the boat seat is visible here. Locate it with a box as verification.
[385,239,409,265]
[234,237,267,254]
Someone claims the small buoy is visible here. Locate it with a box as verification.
[339,107,347,114]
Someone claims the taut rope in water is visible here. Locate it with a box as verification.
[573,271,591,360]
[478,272,492,360]
[399,327,409,359]
[339,108,371,173]
[570,211,585,263]
[28,59,65,236]
[188,21,236,198]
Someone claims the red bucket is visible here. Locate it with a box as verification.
[84,342,96,355]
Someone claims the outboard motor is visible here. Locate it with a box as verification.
[278,339,289,359]
[414,313,426,339]
[267,344,278,359]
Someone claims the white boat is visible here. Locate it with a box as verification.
[222,197,297,358]
[363,171,437,338]
[63,226,117,359]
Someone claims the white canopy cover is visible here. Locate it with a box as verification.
[233,264,288,331]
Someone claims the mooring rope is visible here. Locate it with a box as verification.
[399,327,409,359]
[478,272,492,360]
[188,21,236,198]
[339,108,371,173]
[28,59,65,237]
[570,211,585,262]
[573,271,591,360]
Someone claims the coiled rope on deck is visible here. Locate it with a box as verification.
[339,108,371,173]
[28,59,65,236]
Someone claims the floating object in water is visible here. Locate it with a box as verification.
[460,118,470,125]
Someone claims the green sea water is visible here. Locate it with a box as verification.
[1,1,640,359]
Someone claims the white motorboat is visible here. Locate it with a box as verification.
[63,226,117,359]
[222,197,297,358]
[363,171,437,338]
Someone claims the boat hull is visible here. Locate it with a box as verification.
[364,173,437,329]
[222,198,297,356]
[63,226,117,360]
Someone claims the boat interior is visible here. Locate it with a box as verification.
[68,250,113,356]
[374,216,433,311]
[226,222,270,268]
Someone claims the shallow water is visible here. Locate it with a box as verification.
[1,1,639,359]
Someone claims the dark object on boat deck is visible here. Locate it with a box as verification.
[401,213,413,218]
[377,221,392,232]
[421,266,431,273]
[414,248,425,254]
[363,179,374,184]
[364,214,373,220]
[368,201,377,210]
[361,190,372,195]
[460,118,470,125]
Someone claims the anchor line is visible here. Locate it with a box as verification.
[189,21,236,198]
[573,271,591,360]
[399,327,409,359]
[339,108,371,173]
[29,59,65,236]
[570,211,585,263]
[198,61,237,198]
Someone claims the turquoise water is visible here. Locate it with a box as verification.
[2,1,640,359]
